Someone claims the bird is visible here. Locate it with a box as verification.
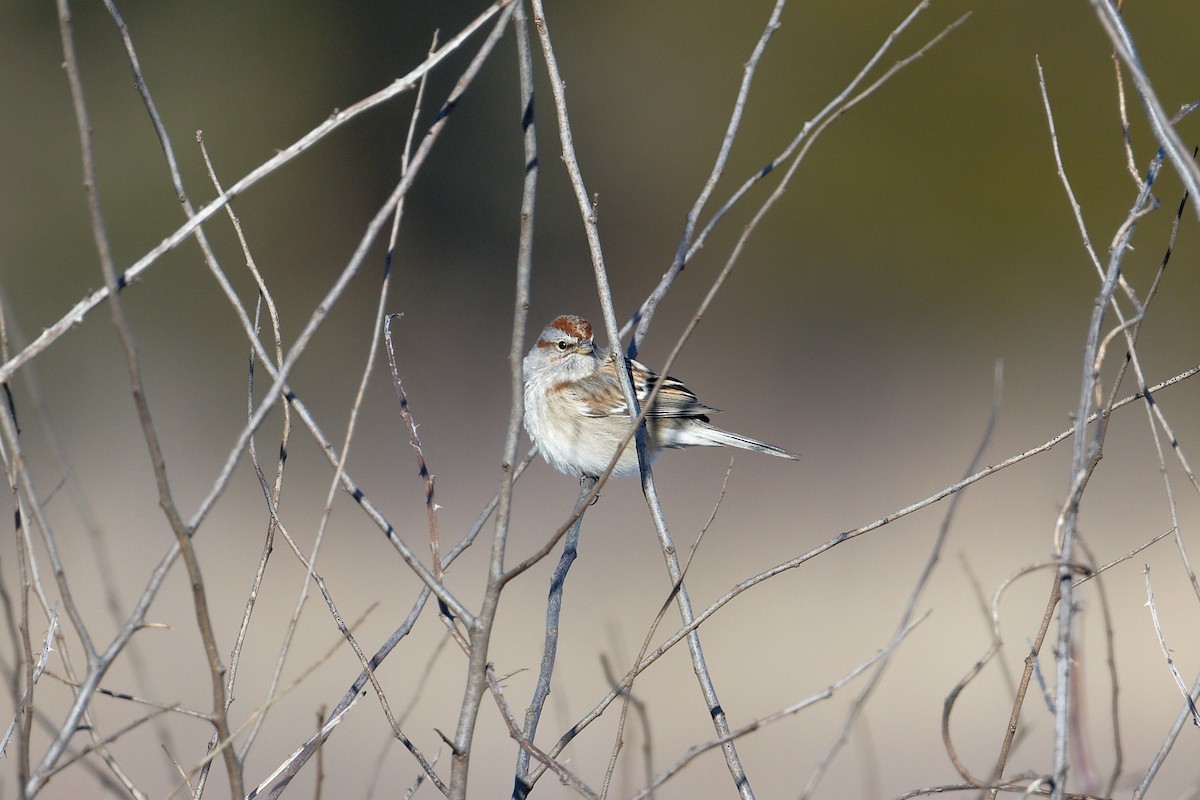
[522,314,799,477]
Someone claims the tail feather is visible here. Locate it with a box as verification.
[673,425,799,460]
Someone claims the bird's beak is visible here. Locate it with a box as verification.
[576,341,594,355]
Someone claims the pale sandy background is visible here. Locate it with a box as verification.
[3,1,1200,798]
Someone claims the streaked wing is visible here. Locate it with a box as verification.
[577,356,719,419]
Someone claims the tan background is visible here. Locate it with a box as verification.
[2,1,1200,798]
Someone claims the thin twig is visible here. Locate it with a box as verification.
[599,460,735,799]
[628,0,788,357]
[1072,535,1123,798]
[385,315,444,581]
[89,684,208,721]
[383,32,442,581]
[801,361,1004,799]
[632,613,930,800]
[6,452,34,792]
[599,653,654,800]
[1143,566,1200,724]
[1111,48,1140,184]
[193,130,293,797]
[1072,528,1173,587]
[959,555,1019,703]
[0,609,56,758]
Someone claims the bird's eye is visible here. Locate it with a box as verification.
[557,340,569,350]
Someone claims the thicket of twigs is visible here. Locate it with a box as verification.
[2,1,1200,799]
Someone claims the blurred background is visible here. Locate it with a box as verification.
[3,1,1200,797]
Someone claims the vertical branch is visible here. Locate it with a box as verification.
[1074,538,1123,798]
[0,309,32,787]
[385,314,444,581]
[508,2,561,791]
[48,3,242,797]
[383,34,442,581]
[1089,0,1200,214]
[444,3,525,795]
[527,1,756,797]
[10,463,34,793]
[1036,52,1174,798]
[192,134,291,799]
[513,478,591,797]
[0,299,37,784]
[1038,61,1123,800]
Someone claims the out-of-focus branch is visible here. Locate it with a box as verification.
[1089,0,1200,219]
[801,363,1004,799]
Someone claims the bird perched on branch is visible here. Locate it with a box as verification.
[522,315,799,478]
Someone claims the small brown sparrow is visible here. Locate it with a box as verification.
[522,315,799,477]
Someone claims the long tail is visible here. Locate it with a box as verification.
[681,425,799,460]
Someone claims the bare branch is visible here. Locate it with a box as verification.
[0,0,517,387]
[1143,566,1200,725]
[1089,0,1200,218]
